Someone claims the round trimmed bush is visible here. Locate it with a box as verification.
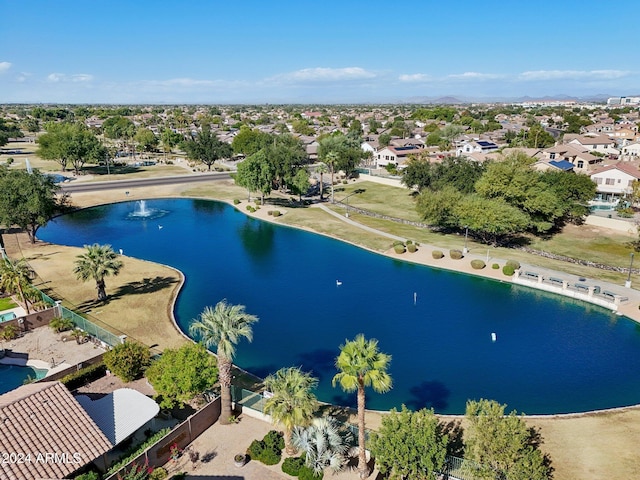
[258,448,281,466]
[471,259,486,269]
[432,250,444,259]
[407,243,417,253]
[272,210,282,217]
[282,456,305,476]
[233,199,241,205]
[492,263,500,269]
[406,240,413,245]
[394,244,406,254]
[503,265,516,276]
[298,465,323,480]
[506,260,521,270]
[449,249,463,260]
[267,210,273,216]
[392,240,405,247]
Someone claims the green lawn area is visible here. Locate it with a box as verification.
[333,181,422,222]
[0,297,18,311]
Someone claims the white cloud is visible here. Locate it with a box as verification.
[399,73,432,82]
[273,67,376,83]
[448,72,502,80]
[47,72,93,82]
[519,69,630,81]
[0,62,11,73]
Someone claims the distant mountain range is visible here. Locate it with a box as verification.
[400,93,616,104]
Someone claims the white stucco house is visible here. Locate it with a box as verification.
[375,145,425,169]
[590,163,640,203]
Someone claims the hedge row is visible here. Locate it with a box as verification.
[61,362,107,390]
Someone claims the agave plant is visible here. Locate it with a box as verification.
[292,417,353,475]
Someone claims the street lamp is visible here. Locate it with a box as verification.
[626,252,635,288]
[463,226,469,254]
[342,190,363,218]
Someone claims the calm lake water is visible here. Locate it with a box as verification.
[37,198,640,414]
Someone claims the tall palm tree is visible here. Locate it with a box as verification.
[315,162,328,200]
[0,257,35,313]
[189,300,259,424]
[325,152,339,203]
[333,334,392,479]
[264,366,319,454]
[73,244,123,302]
[292,416,353,475]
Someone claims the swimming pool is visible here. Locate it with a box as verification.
[0,311,17,323]
[0,364,47,394]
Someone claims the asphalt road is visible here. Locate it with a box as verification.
[59,171,231,192]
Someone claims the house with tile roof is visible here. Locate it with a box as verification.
[0,382,112,480]
[568,134,620,156]
[590,163,640,203]
[542,144,602,173]
[375,145,425,169]
[621,142,640,161]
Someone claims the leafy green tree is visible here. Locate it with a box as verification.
[73,243,123,302]
[0,118,23,146]
[401,156,433,192]
[333,334,392,479]
[189,300,259,424]
[235,150,275,204]
[134,128,159,153]
[291,168,310,201]
[425,130,442,147]
[0,168,62,243]
[518,125,555,148]
[454,195,530,245]
[146,342,218,408]
[264,367,319,454]
[430,156,486,194]
[292,119,315,136]
[183,129,232,171]
[292,417,353,475]
[160,128,183,160]
[464,399,552,480]
[378,133,392,147]
[540,171,596,223]
[104,341,151,382]
[231,126,272,156]
[441,124,464,150]
[22,117,40,134]
[0,257,35,314]
[370,405,448,480]
[102,115,136,155]
[318,134,366,200]
[37,122,104,174]
[416,185,464,229]
[349,119,363,136]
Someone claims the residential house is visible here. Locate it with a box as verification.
[0,382,112,480]
[543,144,602,173]
[532,159,574,172]
[375,145,425,169]
[621,142,640,161]
[568,133,620,156]
[590,163,640,203]
[456,140,499,158]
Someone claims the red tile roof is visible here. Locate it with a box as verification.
[0,382,112,480]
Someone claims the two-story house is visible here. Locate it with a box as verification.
[590,163,640,203]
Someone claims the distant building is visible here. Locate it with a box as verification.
[607,96,640,106]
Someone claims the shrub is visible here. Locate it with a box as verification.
[264,430,285,451]
[254,199,261,205]
[272,210,281,217]
[394,244,406,254]
[505,260,520,270]
[407,243,417,253]
[49,316,74,333]
[471,259,486,270]
[246,205,255,213]
[0,324,19,341]
[406,240,413,245]
[392,240,405,247]
[104,342,151,382]
[248,431,284,466]
[6,157,14,165]
[282,456,305,476]
[298,465,324,480]
[503,265,515,276]
[432,250,444,259]
[106,428,171,475]
[248,439,265,459]
[267,210,273,216]
[449,249,463,260]
[258,447,281,466]
[74,471,100,480]
[492,263,500,269]
[149,467,168,480]
[61,362,107,390]
[233,199,240,205]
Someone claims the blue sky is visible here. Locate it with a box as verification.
[1,0,638,104]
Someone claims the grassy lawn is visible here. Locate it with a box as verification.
[333,181,422,222]
[0,297,18,311]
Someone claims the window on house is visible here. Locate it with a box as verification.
[549,153,556,159]
[595,178,602,184]
[605,178,615,185]
[385,155,389,160]
[577,161,584,168]
[618,179,621,183]
[391,156,395,161]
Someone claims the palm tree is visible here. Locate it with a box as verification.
[73,244,123,302]
[0,257,35,313]
[189,300,259,424]
[292,416,353,475]
[315,163,328,200]
[333,334,392,479]
[325,152,339,203]
[264,366,319,454]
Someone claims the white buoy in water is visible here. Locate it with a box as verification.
[413,292,417,305]
[491,332,497,342]
[336,280,342,286]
